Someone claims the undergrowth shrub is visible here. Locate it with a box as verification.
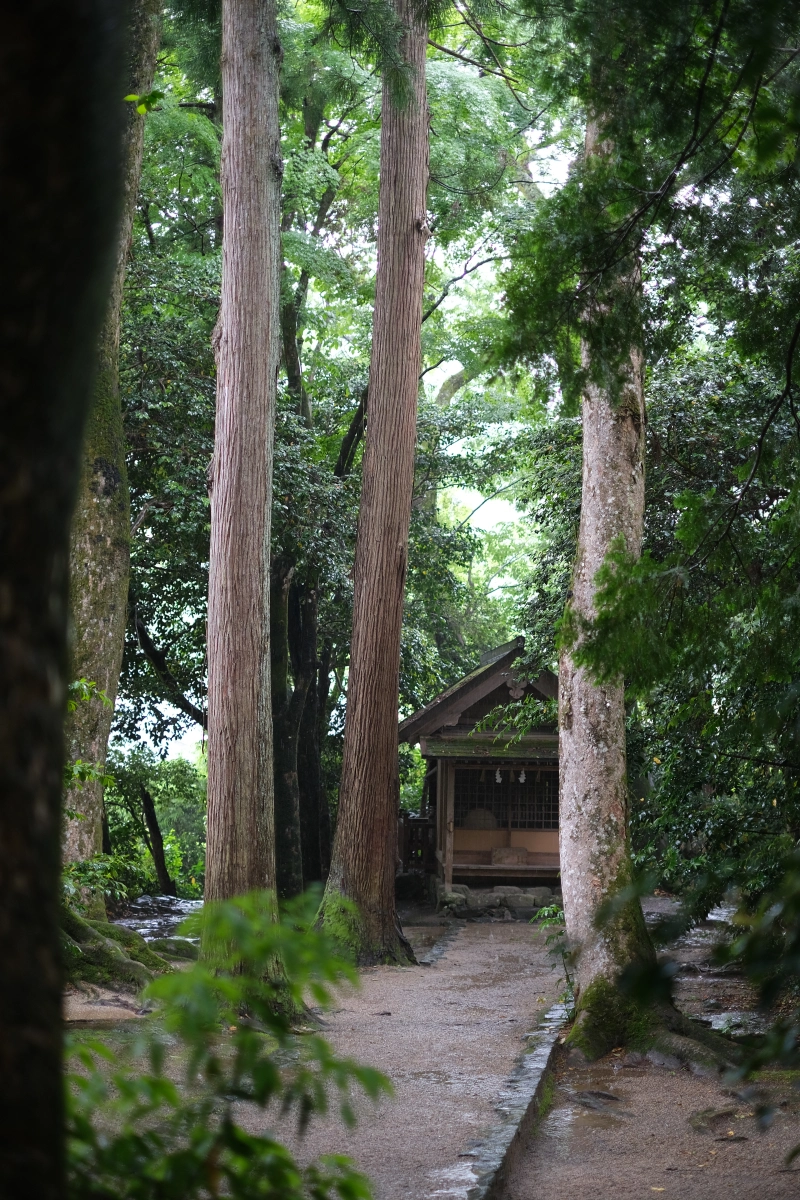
[66,890,389,1198]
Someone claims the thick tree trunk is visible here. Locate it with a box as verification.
[205,0,283,901]
[320,0,428,963]
[63,0,162,874]
[558,118,655,1057]
[0,5,125,1194]
[140,785,177,897]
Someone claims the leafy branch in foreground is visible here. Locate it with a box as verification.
[67,890,390,1198]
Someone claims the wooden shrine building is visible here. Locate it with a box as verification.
[398,637,560,887]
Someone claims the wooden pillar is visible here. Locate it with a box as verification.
[435,758,445,880]
[444,760,454,889]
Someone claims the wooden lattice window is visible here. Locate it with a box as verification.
[453,763,558,830]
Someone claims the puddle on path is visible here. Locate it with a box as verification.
[424,1160,479,1200]
[405,923,450,954]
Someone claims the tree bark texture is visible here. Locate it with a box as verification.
[558,120,654,1041]
[0,4,126,1195]
[320,0,428,962]
[205,0,283,901]
[63,0,162,869]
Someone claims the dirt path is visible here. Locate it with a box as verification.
[271,919,562,1200]
[503,898,800,1200]
[503,1050,800,1200]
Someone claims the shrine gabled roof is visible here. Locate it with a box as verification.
[398,637,558,746]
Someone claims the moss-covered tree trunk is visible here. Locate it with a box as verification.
[319,0,428,964]
[63,0,161,872]
[0,6,126,1192]
[204,0,283,901]
[558,115,655,1057]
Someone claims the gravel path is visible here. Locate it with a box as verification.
[272,920,562,1200]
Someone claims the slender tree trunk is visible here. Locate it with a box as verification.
[314,640,335,876]
[205,0,283,901]
[0,5,125,1194]
[140,785,177,896]
[63,0,162,875]
[270,567,310,898]
[319,0,428,963]
[298,615,326,885]
[558,116,655,1057]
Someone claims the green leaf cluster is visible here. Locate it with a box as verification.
[66,890,389,1198]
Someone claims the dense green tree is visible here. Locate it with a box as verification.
[111,5,541,903]
[494,0,800,1053]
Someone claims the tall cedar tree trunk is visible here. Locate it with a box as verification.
[0,4,125,1194]
[558,116,655,1057]
[320,0,428,962]
[205,0,283,901]
[63,0,162,876]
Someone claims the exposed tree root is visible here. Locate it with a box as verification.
[61,906,172,989]
[565,977,740,1074]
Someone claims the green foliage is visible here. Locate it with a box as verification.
[476,692,558,747]
[398,744,425,814]
[68,678,112,713]
[105,747,207,898]
[125,91,166,115]
[63,854,152,909]
[114,2,546,774]
[66,891,389,1198]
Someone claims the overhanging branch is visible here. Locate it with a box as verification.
[134,612,206,729]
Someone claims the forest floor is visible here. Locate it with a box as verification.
[263,906,562,1200]
[502,896,800,1200]
[64,896,800,1199]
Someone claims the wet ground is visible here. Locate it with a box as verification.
[503,1054,800,1199]
[643,895,767,1034]
[248,920,562,1200]
[503,896,800,1200]
[110,895,448,956]
[66,893,800,1198]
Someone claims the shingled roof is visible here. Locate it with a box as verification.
[398,637,558,746]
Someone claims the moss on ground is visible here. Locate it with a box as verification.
[87,920,172,973]
[148,936,199,961]
[61,906,172,988]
